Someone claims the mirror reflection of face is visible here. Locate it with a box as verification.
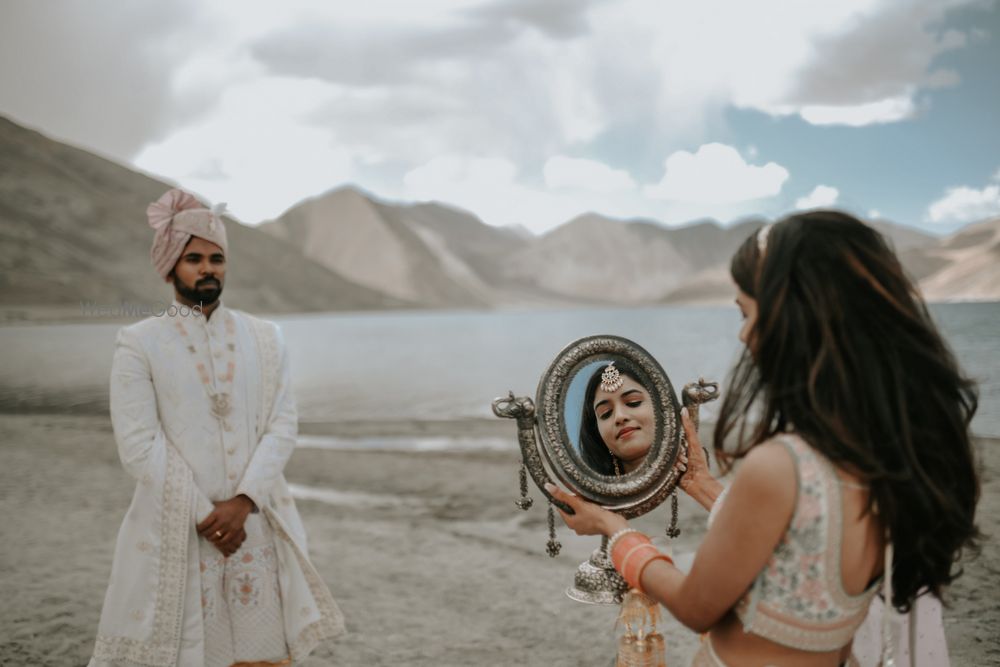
[593,375,654,473]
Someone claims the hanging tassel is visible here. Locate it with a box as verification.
[546,501,562,557]
[666,491,681,538]
[514,462,533,510]
[616,590,667,667]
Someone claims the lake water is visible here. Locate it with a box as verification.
[1,302,998,438]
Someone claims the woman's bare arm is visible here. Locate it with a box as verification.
[640,441,796,630]
[550,439,797,634]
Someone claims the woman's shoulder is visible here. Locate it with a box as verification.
[743,435,799,472]
[730,438,798,509]
[753,431,833,473]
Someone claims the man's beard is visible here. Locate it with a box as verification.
[174,274,223,306]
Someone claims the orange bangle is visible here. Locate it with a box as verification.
[631,553,674,593]
[611,533,651,569]
[620,543,660,584]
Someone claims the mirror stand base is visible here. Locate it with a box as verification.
[565,536,628,605]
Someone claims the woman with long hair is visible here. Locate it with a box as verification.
[548,210,980,666]
[578,360,656,476]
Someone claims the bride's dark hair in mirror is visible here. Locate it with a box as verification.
[715,209,980,612]
[579,359,649,476]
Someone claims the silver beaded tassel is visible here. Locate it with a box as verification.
[546,501,562,557]
[515,462,533,510]
[666,491,681,538]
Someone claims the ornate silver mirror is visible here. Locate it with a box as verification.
[492,335,718,604]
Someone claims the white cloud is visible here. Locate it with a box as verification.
[402,156,583,233]
[0,1,202,158]
[868,208,882,219]
[2,0,989,226]
[543,156,636,193]
[400,154,748,233]
[795,185,840,209]
[796,96,917,127]
[644,143,789,204]
[134,77,354,222]
[403,156,519,196]
[926,171,1000,224]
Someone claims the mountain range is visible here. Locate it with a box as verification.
[0,116,403,321]
[2,115,997,321]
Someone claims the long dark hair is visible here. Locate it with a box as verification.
[579,360,645,476]
[714,210,980,611]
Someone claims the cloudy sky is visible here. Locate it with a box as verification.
[2,0,998,234]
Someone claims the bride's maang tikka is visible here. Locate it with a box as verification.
[600,362,624,393]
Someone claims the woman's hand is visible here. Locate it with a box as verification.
[678,407,710,494]
[545,483,628,537]
[677,408,724,511]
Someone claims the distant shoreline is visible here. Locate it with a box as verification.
[1,410,997,447]
[2,298,998,327]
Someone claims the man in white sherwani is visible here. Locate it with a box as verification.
[90,189,344,667]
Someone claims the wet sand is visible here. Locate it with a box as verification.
[1,414,997,666]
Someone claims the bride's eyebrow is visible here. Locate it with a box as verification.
[622,389,643,399]
[594,398,610,411]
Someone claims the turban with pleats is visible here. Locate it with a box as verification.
[147,188,228,281]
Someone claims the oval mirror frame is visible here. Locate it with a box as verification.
[535,335,684,518]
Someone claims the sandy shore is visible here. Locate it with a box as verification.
[1,414,997,666]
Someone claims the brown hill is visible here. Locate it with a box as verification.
[497,214,767,304]
[911,218,1000,302]
[261,187,570,307]
[0,116,403,321]
[261,187,479,307]
[4,114,993,315]
[498,213,687,304]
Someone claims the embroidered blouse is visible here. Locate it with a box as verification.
[714,434,881,652]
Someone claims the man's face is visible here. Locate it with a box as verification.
[171,236,226,306]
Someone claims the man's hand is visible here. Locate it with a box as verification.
[197,495,256,557]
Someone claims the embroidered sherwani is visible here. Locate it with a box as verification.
[90,301,345,667]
